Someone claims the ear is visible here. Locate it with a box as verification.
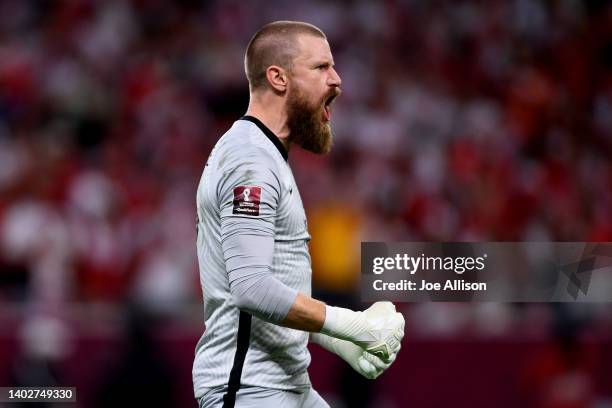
[265,65,288,92]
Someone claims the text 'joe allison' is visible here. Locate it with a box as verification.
[371,254,488,292]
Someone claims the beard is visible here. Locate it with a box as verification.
[286,87,334,155]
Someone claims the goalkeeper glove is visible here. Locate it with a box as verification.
[320,301,405,363]
[310,332,399,379]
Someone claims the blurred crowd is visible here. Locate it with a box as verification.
[1,0,611,305]
[0,0,611,406]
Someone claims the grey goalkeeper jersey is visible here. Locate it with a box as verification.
[193,116,313,398]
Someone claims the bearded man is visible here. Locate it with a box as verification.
[193,21,405,408]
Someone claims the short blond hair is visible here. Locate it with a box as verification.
[245,21,326,90]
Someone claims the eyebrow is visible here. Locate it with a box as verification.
[313,60,334,68]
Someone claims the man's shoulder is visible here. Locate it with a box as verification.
[214,119,281,169]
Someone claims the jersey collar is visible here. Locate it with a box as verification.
[239,115,289,162]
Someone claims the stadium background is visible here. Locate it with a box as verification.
[1,0,611,406]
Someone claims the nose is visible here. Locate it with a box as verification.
[328,67,342,88]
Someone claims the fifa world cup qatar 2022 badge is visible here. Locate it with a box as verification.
[233,186,262,216]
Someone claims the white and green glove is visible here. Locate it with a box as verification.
[316,301,405,377]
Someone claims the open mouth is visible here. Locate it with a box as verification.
[323,93,338,122]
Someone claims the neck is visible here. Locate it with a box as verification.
[245,91,290,150]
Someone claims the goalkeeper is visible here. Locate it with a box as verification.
[193,20,405,408]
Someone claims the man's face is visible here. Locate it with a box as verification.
[286,35,342,154]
